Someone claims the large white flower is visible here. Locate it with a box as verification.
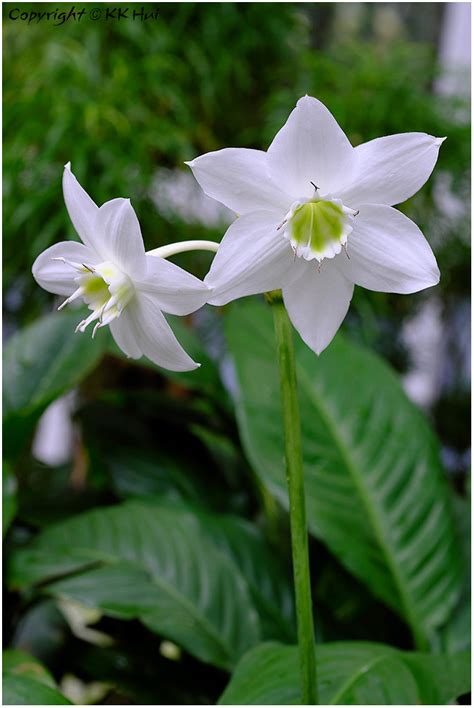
[187,96,443,354]
[33,164,210,371]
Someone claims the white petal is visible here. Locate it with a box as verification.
[62,163,100,253]
[204,210,294,306]
[282,260,354,355]
[131,293,199,371]
[32,241,98,296]
[109,310,142,359]
[95,199,147,278]
[135,255,210,316]
[338,133,445,207]
[186,148,291,215]
[267,95,355,200]
[336,204,440,294]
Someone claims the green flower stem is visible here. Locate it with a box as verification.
[270,293,318,705]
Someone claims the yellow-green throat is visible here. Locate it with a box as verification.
[279,190,357,263]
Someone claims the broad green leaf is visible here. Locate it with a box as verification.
[440,596,470,654]
[107,446,211,504]
[218,641,471,705]
[3,650,72,705]
[438,495,471,653]
[225,300,463,647]
[3,309,108,419]
[3,464,17,536]
[8,500,260,669]
[9,600,69,662]
[186,504,296,642]
[3,676,72,705]
[3,310,107,457]
[3,649,56,687]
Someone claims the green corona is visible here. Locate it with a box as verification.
[282,195,355,263]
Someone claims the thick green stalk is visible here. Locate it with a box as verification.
[270,294,318,704]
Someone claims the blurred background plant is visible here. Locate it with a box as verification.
[3,2,470,705]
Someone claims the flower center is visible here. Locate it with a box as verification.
[280,190,357,263]
[55,259,134,337]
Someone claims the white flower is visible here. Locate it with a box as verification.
[33,164,210,371]
[187,96,443,354]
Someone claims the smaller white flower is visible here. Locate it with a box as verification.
[33,164,210,372]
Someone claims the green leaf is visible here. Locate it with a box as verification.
[8,499,261,669]
[4,310,108,419]
[3,649,56,687]
[184,504,296,642]
[225,300,463,647]
[3,310,107,456]
[3,464,17,536]
[9,600,69,662]
[107,445,211,504]
[438,495,471,653]
[218,641,471,705]
[3,650,72,705]
[3,676,72,705]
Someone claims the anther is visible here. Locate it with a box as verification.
[310,181,319,191]
[343,244,350,260]
[277,219,287,231]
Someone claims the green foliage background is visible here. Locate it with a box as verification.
[3,2,470,705]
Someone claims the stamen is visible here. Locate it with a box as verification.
[92,320,102,339]
[100,308,121,328]
[277,219,287,231]
[103,295,119,314]
[98,301,107,321]
[343,243,350,260]
[59,259,134,337]
[51,257,85,272]
[57,287,84,311]
[310,181,319,191]
[75,303,106,334]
